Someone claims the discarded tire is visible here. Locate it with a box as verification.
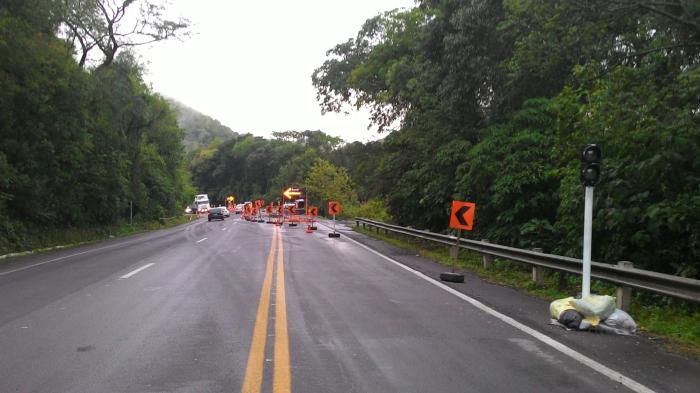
[328,233,340,238]
[439,272,465,283]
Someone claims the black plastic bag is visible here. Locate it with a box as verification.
[558,309,583,330]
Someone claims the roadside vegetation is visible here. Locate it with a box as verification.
[0,215,192,260]
[0,1,192,254]
[354,225,700,356]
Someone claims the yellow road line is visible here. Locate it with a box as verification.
[274,226,291,393]
[241,227,278,393]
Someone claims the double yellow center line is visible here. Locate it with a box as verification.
[242,226,291,393]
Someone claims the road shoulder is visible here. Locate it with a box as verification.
[336,221,700,393]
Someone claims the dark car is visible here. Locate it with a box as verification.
[208,207,225,221]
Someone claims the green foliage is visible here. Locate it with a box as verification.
[456,98,560,248]
[191,135,306,204]
[303,159,358,214]
[343,199,392,222]
[0,4,191,254]
[308,0,700,280]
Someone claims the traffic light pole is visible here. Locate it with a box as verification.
[582,186,594,298]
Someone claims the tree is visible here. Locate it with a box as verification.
[59,0,189,67]
[304,159,357,213]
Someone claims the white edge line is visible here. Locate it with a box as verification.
[119,263,155,279]
[341,232,655,393]
[0,219,203,277]
[196,237,208,243]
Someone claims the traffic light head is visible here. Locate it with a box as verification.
[580,144,602,187]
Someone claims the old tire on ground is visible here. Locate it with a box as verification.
[439,272,465,283]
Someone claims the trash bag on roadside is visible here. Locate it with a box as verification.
[572,295,616,320]
[550,297,600,330]
[558,309,583,330]
[600,309,637,335]
[549,297,576,319]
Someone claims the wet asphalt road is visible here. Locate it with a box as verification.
[0,216,698,393]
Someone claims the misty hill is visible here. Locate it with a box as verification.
[167,99,238,151]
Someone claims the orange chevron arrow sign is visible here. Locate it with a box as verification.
[449,201,475,231]
[328,201,340,216]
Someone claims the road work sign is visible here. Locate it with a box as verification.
[328,201,340,216]
[283,187,304,200]
[449,201,475,231]
[308,206,318,217]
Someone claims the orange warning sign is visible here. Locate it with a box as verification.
[449,201,475,231]
[266,205,273,214]
[328,201,340,216]
[308,206,318,217]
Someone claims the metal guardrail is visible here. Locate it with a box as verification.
[355,217,700,304]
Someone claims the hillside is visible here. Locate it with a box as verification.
[167,99,237,151]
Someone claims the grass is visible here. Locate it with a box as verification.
[354,225,700,356]
[0,215,193,259]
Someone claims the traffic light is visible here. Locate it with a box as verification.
[580,144,602,187]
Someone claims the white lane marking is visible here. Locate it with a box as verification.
[0,220,202,277]
[341,233,655,393]
[196,237,208,243]
[119,263,155,279]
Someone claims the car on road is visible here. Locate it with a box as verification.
[234,203,244,214]
[207,207,225,221]
[221,206,230,217]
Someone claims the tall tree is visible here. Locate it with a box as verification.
[59,0,189,67]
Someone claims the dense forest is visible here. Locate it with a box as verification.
[193,0,700,279]
[0,0,191,252]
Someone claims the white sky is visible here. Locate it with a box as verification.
[139,0,416,143]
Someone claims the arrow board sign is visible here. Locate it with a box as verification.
[449,201,476,231]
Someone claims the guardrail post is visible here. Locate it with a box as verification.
[362,222,366,229]
[356,220,359,227]
[616,261,634,311]
[482,239,493,269]
[532,248,544,287]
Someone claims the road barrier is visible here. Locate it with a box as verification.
[354,217,700,307]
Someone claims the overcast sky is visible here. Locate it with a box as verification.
[140,0,416,143]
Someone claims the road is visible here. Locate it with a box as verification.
[1,216,698,393]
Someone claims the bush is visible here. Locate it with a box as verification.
[343,199,392,222]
